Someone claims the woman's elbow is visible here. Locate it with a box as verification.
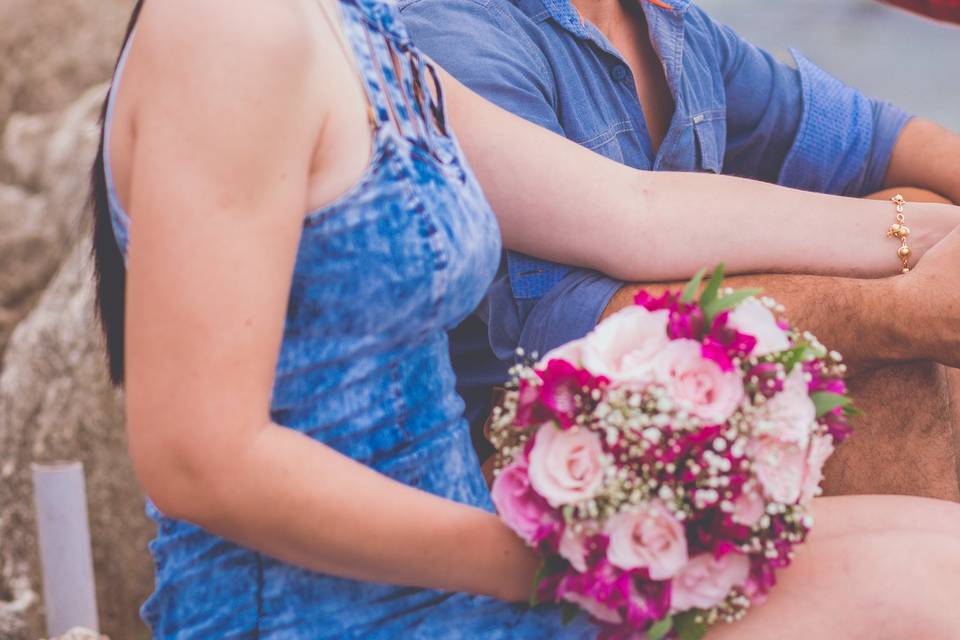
[128,423,226,524]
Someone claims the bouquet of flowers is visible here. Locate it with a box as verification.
[488,266,855,639]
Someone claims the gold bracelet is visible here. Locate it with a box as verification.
[886,194,912,274]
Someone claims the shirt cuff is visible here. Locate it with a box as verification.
[515,270,623,358]
[778,50,910,197]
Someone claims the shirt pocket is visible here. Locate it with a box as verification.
[691,109,726,174]
[572,121,636,164]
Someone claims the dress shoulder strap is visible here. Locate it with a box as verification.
[317,0,452,145]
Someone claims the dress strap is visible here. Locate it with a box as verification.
[318,0,452,146]
[315,0,379,131]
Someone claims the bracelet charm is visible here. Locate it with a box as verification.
[887,194,912,274]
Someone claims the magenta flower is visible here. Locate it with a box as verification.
[746,362,786,398]
[633,289,682,313]
[516,359,605,430]
[623,577,672,630]
[702,312,758,371]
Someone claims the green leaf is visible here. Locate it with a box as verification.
[674,610,708,640]
[811,391,853,418]
[528,560,546,608]
[702,288,762,327]
[528,555,568,608]
[681,267,708,303]
[559,601,580,625]
[776,343,813,373]
[562,504,576,525]
[698,264,726,308]
[647,616,674,640]
[844,404,863,418]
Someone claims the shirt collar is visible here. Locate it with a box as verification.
[534,0,689,31]
[526,0,688,121]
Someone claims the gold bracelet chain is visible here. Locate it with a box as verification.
[886,194,912,274]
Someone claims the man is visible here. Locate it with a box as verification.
[399,0,960,499]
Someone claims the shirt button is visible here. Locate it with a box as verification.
[610,65,628,82]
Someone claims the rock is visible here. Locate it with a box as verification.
[0,2,152,637]
[2,83,108,230]
[0,245,153,640]
[0,84,110,358]
[0,184,57,354]
[0,0,133,166]
[0,571,35,640]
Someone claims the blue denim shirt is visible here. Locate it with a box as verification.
[399,0,911,433]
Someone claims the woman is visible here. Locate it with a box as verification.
[93,0,960,637]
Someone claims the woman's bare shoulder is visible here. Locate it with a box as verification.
[131,0,322,97]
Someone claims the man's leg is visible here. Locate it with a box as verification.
[952,369,960,489]
[823,361,959,500]
[826,188,960,501]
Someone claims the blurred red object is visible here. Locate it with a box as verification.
[882,0,960,23]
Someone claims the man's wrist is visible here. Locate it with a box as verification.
[879,274,934,363]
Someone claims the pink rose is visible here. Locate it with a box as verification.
[755,368,816,445]
[528,425,606,507]
[671,552,750,613]
[748,435,807,504]
[558,526,589,573]
[726,297,790,356]
[731,483,766,528]
[491,461,551,544]
[800,434,835,505]
[581,306,670,385]
[606,501,688,580]
[542,338,586,368]
[561,590,623,625]
[653,340,745,424]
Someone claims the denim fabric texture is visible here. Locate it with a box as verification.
[105,0,597,636]
[400,0,913,435]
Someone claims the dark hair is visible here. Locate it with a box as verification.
[91,0,144,385]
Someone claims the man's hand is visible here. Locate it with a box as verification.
[895,224,960,368]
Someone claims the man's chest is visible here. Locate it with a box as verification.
[544,26,727,175]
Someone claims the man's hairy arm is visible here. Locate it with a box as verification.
[884,119,960,205]
[601,274,911,376]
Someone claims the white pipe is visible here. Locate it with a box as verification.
[32,462,99,637]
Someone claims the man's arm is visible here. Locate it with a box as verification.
[601,274,909,376]
[884,118,960,205]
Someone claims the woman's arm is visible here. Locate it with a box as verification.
[122,0,534,602]
[439,69,960,282]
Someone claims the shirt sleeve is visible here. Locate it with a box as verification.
[696,8,912,196]
[401,0,625,357]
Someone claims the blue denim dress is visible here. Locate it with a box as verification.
[104,0,597,637]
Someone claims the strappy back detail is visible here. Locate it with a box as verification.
[104,0,461,254]
[334,0,452,153]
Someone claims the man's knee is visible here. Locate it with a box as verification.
[822,361,960,501]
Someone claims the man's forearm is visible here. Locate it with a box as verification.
[602,274,913,376]
[885,118,960,205]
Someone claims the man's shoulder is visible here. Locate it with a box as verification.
[399,0,552,77]
[399,0,541,35]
